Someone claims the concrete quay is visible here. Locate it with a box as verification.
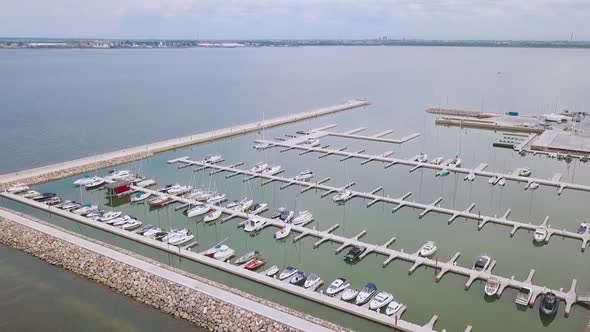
[0,99,369,190]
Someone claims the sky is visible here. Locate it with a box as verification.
[1,0,590,40]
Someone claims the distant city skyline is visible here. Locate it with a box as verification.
[1,1,590,40]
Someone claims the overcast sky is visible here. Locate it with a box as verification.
[2,0,589,40]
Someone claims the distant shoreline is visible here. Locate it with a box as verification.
[2,38,590,50]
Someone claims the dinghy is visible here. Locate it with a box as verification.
[244,258,267,270]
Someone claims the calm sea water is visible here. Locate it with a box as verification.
[2,47,590,332]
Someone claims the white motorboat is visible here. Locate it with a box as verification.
[515,287,533,306]
[274,224,292,239]
[419,241,437,257]
[271,208,294,223]
[293,170,314,182]
[161,229,188,242]
[369,292,394,310]
[97,211,122,222]
[21,190,41,199]
[265,265,280,277]
[203,209,222,222]
[578,222,588,234]
[253,142,272,150]
[207,193,226,205]
[430,156,444,165]
[131,191,152,202]
[488,176,498,184]
[385,299,403,316]
[464,173,475,181]
[244,216,267,232]
[72,204,98,215]
[484,277,500,297]
[290,271,307,286]
[168,230,194,246]
[519,167,532,177]
[111,215,133,226]
[303,138,320,147]
[121,219,143,230]
[74,175,99,186]
[416,153,428,163]
[248,203,267,215]
[304,273,321,289]
[240,199,254,211]
[143,227,163,238]
[166,184,192,195]
[135,179,157,187]
[278,266,298,280]
[60,201,81,211]
[473,255,491,271]
[249,162,268,173]
[148,195,174,208]
[85,210,104,219]
[498,178,506,186]
[534,227,547,243]
[527,182,539,190]
[233,251,260,265]
[449,156,462,167]
[85,177,106,189]
[7,183,29,194]
[226,197,248,209]
[185,204,210,218]
[355,283,377,305]
[262,165,282,176]
[325,278,349,296]
[292,211,313,225]
[44,197,62,206]
[333,190,352,202]
[105,169,131,181]
[341,288,359,301]
[204,155,223,164]
[213,245,235,261]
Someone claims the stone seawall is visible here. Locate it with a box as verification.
[0,212,347,332]
[0,151,152,192]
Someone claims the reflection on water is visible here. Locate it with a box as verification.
[0,244,200,332]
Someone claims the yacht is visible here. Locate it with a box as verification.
[274,224,292,240]
[484,277,500,297]
[185,190,215,201]
[131,191,151,202]
[73,175,99,186]
[515,287,533,306]
[168,230,194,246]
[203,209,222,222]
[262,165,282,176]
[265,265,280,277]
[533,227,547,243]
[303,138,320,147]
[473,255,491,271]
[385,299,403,316]
[226,197,248,210]
[97,211,122,222]
[539,292,559,316]
[304,273,321,289]
[143,227,163,238]
[148,195,174,208]
[369,292,394,310]
[166,184,192,196]
[33,193,57,202]
[185,203,210,218]
[244,258,267,271]
[355,283,378,305]
[135,179,157,187]
[72,204,98,215]
[135,224,156,235]
[333,190,353,202]
[249,162,268,173]
[325,278,349,296]
[86,210,105,219]
[7,183,30,194]
[578,222,588,234]
[105,169,131,181]
[292,211,313,225]
[519,167,532,177]
[111,215,133,226]
[206,193,226,205]
[248,203,268,215]
[449,155,462,167]
[344,246,365,263]
[341,288,359,302]
[85,177,106,189]
[293,170,314,182]
[416,153,428,163]
[233,251,260,265]
[419,241,437,257]
[204,155,223,164]
[290,272,307,286]
[121,219,143,231]
[430,156,444,165]
[243,216,266,232]
[22,190,41,199]
[213,245,235,261]
[278,266,298,280]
